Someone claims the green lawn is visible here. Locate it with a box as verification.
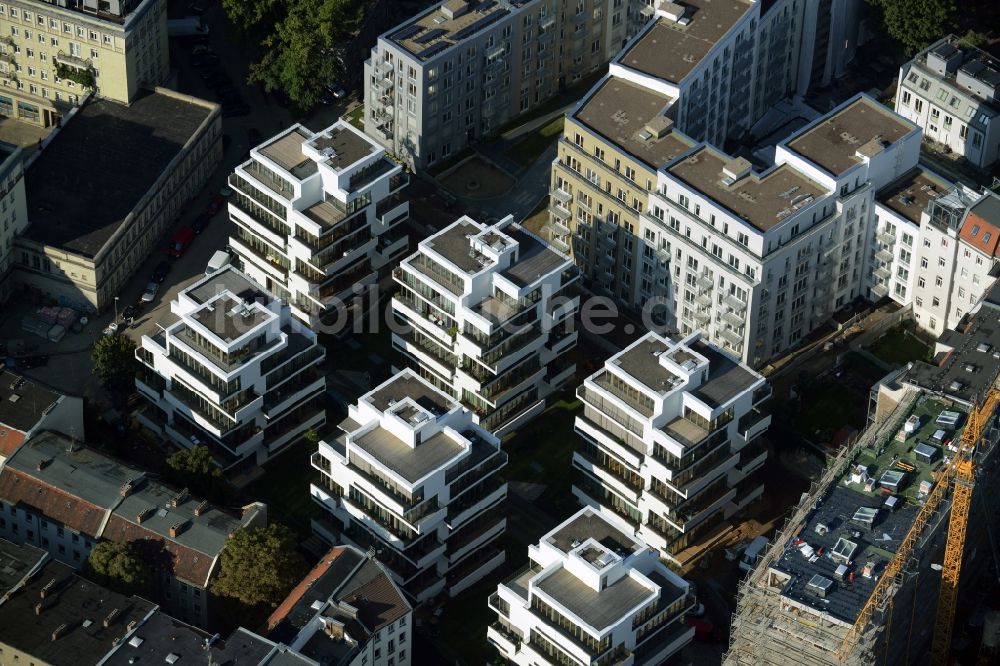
[868,326,931,366]
[435,578,503,665]
[243,437,321,538]
[505,117,564,168]
[502,397,582,511]
[343,105,365,131]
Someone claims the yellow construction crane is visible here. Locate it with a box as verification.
[930,387,1000,666]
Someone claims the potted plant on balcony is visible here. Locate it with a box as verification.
[55,62,95,88]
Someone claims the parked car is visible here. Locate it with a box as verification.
[327,84,346,99]
[192,213,211,234]
[205,194,225,216]
[166,225,195,258]
[687,618,722,643]
[219,186,233,197]
[141,281,159,303]
[121,304,139,322]
[151,260,171,283]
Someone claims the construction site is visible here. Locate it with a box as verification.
[724,288,1000,666]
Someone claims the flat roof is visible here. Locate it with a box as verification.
[690,340,760,407]
[0,371,60,433]
[0,559,156,666]
[185,267,268,305]
[536,566,653,632]
[876,169,951,225]
[424,219,485,273]
[0,539,46,593]
[666,146,826,232]
[308,127,378,171]
[23,91,215,259]
[366,371,456,414]
[786,96,914,176]
[574,77,691,170]
[618,0,754,84]
[353,427,467,483]
[192,295,272,343]
[259,127,317,179]
[547,511,639,556]
[502,226,569,287]
[389,0,517,60]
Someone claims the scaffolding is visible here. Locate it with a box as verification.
[725,389,924,665]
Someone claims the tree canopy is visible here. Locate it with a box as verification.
[92,333,137,404]
[868,0,956,54]
[84,541,150,595]
[211,523,307,609]
[222,0,364,110]
[164,445,228,501]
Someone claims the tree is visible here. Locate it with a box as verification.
[164,446,227,503]
[222,0,364,111]
[958,30,989,49]
[92,333,137,404]
[212,523,307,609]
[868,0,956,54]
[84,541,150,595]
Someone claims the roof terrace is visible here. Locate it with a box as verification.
[876,169,951,225]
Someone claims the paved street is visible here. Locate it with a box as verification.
[0,2,360,401]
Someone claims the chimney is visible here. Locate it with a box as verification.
[52,623,67,641]
[40,578,56,599]
[34,603,41,616]
[104,608,120,628]
[120,479,137,497]
[127,620,137,632]
[169,521,187,538]
[194,500,209,517]
[136,508,154,523]
[36,458,52,472]
[170,488,189,508]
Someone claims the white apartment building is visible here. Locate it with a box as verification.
[488,506,696,666]
[310,369,508,603]
[637,94,920,365]
[391,214,579,434]
[0,141,25,304]
[0,0,170,127]
[364,0,650,169]
[228,120,409,325]
[895,35,1000,169]
[574,331,771,568]
[872,169,999,336]
[135,267,326,476]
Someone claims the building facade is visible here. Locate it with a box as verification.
[310,369,508,603]
[391,214,578,434]
[266,546,414,666]
[13,88,220,312]
[488,506,696,666]
[895,35,1000,170]
[574,331,770,568]
[364,0,650,169]
[228,120,409,325]
[0,431,267,627]
[135,267,327,475]
[0,141,25,304]
[0,0,169,127]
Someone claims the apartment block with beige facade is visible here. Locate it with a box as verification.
[0,140,25,304]
[364,0,650,170]
[0,0,168,127]
[13,88,220,312]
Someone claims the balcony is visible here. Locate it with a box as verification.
[874,248,893,263]
[877,230,896,245]
[720,310,744,328]
[551,188,572,204]
[873,266,890,280]
[738,407,771,443]
[719,327,744,348]
[722,292,747,311]
[549,202,571,220]
[871,283,889,298]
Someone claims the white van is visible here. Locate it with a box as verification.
[206,250,231,276]
[739,536,769,572]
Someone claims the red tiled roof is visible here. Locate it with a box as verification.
[265,547,346,633]
[0,429,26,459]
[102,515,216,587]
[345,569,410,631]
[0,469,106,537]
[960,212,1000,258]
